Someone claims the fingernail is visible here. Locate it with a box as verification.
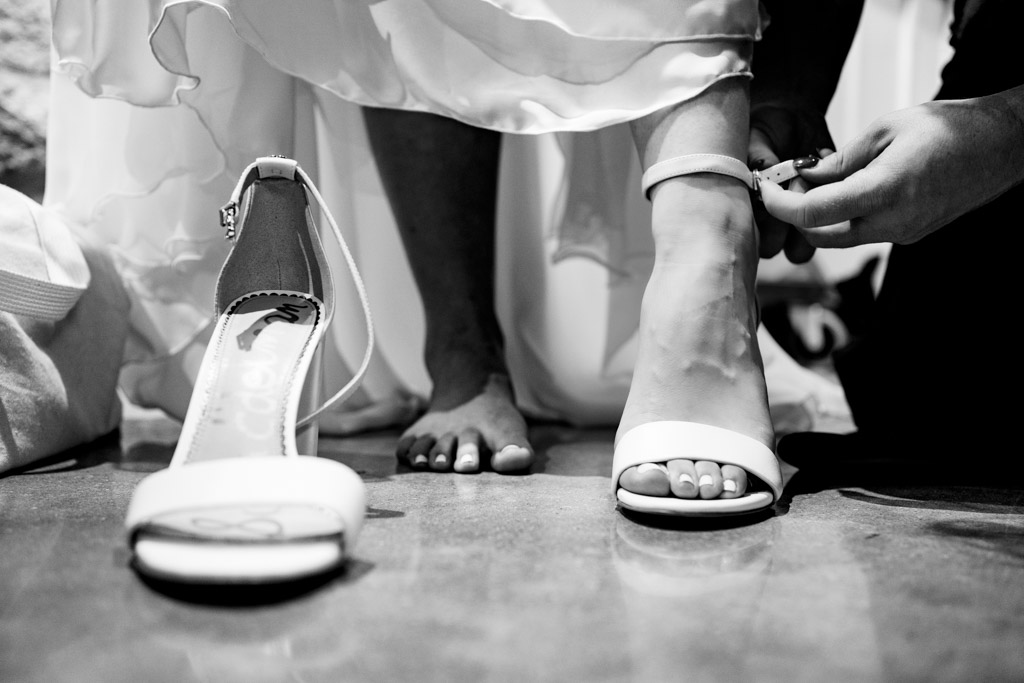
[413,454,428,466]
[698,474,714,487]
[793,155,819,169]
[723,480,737,493]
[434,454,447,465]
[677,473,695,487]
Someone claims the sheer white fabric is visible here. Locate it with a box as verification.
[45,0,847,433]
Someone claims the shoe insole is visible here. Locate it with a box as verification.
[183,292,320,465]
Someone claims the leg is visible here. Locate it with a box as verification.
[616,79,776,501]
[360,108,533,473]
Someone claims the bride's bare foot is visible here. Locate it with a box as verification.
[616,174,775,500]
[397,371,533,474]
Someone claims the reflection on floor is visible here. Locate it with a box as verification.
[2,412,1023,683]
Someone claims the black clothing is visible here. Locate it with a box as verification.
[832,0,1024,455]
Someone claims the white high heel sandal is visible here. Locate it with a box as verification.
[611,154,801,517]
[125,156,374,583]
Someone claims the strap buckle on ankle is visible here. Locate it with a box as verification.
[219,201,238,240]
[640,154,808,200]
[220,157,299,241]
[752,159,802,197]
[225,155,376,428]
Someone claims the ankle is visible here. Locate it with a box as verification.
[425,345,510,410]
[649,176,755,251]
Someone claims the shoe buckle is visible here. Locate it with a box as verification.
[220,201,238,240]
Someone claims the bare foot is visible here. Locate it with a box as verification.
[359,109,531,474]
[397,374,533,473]
[616,175,776,500]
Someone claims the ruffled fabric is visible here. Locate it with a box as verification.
[55,0,762,133]
[45,0,848,432]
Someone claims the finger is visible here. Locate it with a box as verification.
[783,228,817,264]
[778,176,816,263]
[754,203,791,259]
[750,131,791,259]
[799,221,861,249]
[760,170,884,229]
[799,139,875,186]
[799,216,892,249]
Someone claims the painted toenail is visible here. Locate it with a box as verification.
[677,473,695,486]
[638,463,663,474]
[723,480,737,492]
[698,474,714,487]
[435,454,447,465]
[459,453,475,465]
[413,454,428,466]
[499,444,525,457]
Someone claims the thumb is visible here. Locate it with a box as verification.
[799,135,881,185]
[762,163,883,229]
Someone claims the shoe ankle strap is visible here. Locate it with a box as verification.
[640,154,801,199]
[220,157,301,238]
[222,156,375,427]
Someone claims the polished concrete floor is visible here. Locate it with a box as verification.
[2,406,1023,683]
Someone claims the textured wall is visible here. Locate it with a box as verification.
[0,0,49,199]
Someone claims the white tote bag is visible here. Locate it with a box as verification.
[0,184,129,473]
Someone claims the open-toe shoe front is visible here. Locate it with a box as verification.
[612,421,783,517]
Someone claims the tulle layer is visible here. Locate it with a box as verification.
[45,0,850,431]
[53,0,762,134]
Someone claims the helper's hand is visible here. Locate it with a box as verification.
[749,103,835,263]
[760,95,1024,247]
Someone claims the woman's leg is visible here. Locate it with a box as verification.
[360,108,533,473]
[618,79,775,499]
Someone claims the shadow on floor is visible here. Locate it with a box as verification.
[135,557,375,607]
[617,506,776,531]
[0,429,122,478]
[782,463,1024,514]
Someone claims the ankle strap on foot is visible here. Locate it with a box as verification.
[640,154,801,199]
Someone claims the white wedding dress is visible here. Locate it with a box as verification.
[42,0,849,436]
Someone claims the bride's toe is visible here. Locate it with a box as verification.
[720,464,748,499]
[666,460,699,498]
[695,461,725,499]
[619,463,671,496]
